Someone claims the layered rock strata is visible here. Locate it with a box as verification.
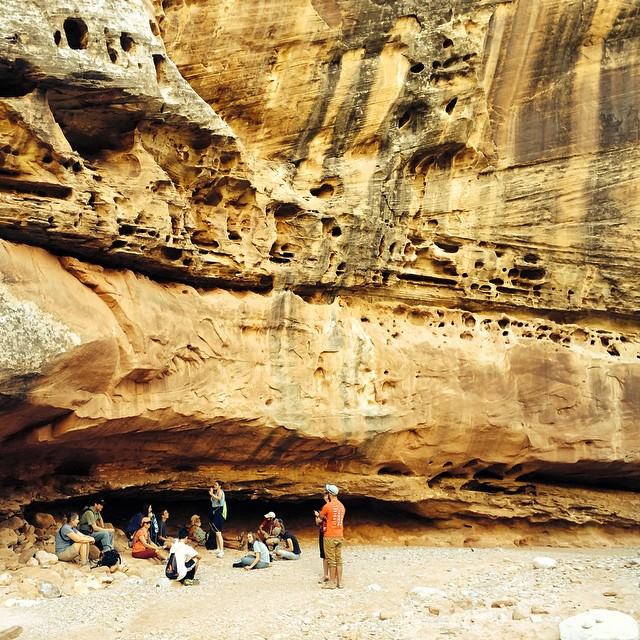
[0,0,639,537]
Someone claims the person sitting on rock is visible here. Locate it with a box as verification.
[232,532,271,570]
[78,498,114,551]
[187,514,207,546]
[169,528,200,585]
[274,530,302,560]
[54,512,95,565]
[131,517,167,563]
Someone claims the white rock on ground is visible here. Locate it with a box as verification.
[559,609,639,640]
[34,551,58,567]
[533,556,558,569]
[411,586,446,599]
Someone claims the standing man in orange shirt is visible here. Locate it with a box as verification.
[316,483,345,589]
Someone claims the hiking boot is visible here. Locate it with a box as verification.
[183,579,198,586]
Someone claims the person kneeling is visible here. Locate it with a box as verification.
[233,532,270,570]
[169,528,201,585]
[55,512,95,566]
[132,517,167,563]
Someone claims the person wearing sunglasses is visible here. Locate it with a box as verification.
[131,517,167,563]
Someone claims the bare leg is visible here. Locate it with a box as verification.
[215,531,224,553]
[78,542,89,564]
[323,558,329,580]
[336,564,343,588]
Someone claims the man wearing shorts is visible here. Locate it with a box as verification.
[317,483,345,589]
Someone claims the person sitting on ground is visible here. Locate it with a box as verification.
[78,498,115,552]
[233,532,271,570]
[187,514,207,546]
[126,503,158,543]
[258,511,284,548]
[131,517,167,563]
[55,512,95,565]
[274,530,301,560]
[157,508,172,549]
[169,528,200,586]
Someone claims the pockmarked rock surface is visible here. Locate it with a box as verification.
[0,0,639,535]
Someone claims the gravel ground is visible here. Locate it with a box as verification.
[2,545,639,640]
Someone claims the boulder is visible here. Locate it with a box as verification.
[559,609,639,640]
[32,514,56,530]
[0,573,12,586]
[17,548,36,565]
[0,518,25,532]
[533,556,557,569]
[0,626,23,640]
[37,581,62,599]
[34,550,58,567]
[0,530,17,549]
[2,599,38,608]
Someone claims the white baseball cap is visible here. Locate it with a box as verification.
[325,484,339,496]
[264,511,276,519]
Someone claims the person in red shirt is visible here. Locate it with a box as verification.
[316,483,345,589]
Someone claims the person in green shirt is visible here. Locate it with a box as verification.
[79,498,114,551]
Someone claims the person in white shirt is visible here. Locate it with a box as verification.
[232,532,271,570]
[170,528,201,585]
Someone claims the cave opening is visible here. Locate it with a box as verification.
[23,491,429,540]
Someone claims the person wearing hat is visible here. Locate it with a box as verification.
[131,516,167,562]
[315,484,345,589]
[258,511,283,544]
[78,498,115,552]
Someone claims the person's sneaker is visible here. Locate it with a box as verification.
[216,550,224,558]
[182,579,195,586]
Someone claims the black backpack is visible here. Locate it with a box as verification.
[97,549,121,568]
[165,553,179,580]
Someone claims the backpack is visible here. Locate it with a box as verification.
[97,549,121,568]
[165,553,179,580]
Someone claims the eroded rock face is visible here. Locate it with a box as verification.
[0,0,639,537]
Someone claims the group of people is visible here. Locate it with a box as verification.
[53,481,346,589]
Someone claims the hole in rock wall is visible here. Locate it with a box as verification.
[120,33,135,52]
[442,38,454,48]
[310,183,335,199]
[63,18,89,50]
[445,97,458,114]
[377,463,414,476]
[54,30,62,46]
[410,62,425,73]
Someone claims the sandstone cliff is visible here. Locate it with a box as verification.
[0,0,639,540]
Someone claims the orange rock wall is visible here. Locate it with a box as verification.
[0,0,639,533]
